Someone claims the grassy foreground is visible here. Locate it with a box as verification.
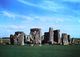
[0,45,80,57]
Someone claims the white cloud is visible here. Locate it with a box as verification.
[0,11,35,21]
[63,0,80,2]
[1,11,65,23]
[40,0,64,10]
[34,16,64,23]
[17,0,64,12]
[1,11,16,18]
[0,25,26,30]
[18,0,38,7]
[17,0,80,18]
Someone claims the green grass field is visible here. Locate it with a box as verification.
[0,45,80,57]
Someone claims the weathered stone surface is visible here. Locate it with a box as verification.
[30,28,41,45]
[49,27,54,44]
[62,33,69,45]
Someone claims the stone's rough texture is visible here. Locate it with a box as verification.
[54,30,60,44]
[43,28,60,44]
[10,34,14,45]
[17,33,24,45]
[30,28,41,45]
[43,32,49,43]
[49,27,54,44]
[10,31,25,45]
[67,35,71,44]
[62,33,69,45]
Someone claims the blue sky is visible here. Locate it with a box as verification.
[0,0,80,38]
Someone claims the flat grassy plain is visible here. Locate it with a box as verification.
[0,45,80,57]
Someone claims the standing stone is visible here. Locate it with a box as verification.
[49,27,54,44]
[67,35,70,44]
[10,34,14,45]
[14,35,18,45]
[30,28,41,45]
[17,33,24,45]
[43,32,49,44]
[54,30,60,44]
[62,33,69,45]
